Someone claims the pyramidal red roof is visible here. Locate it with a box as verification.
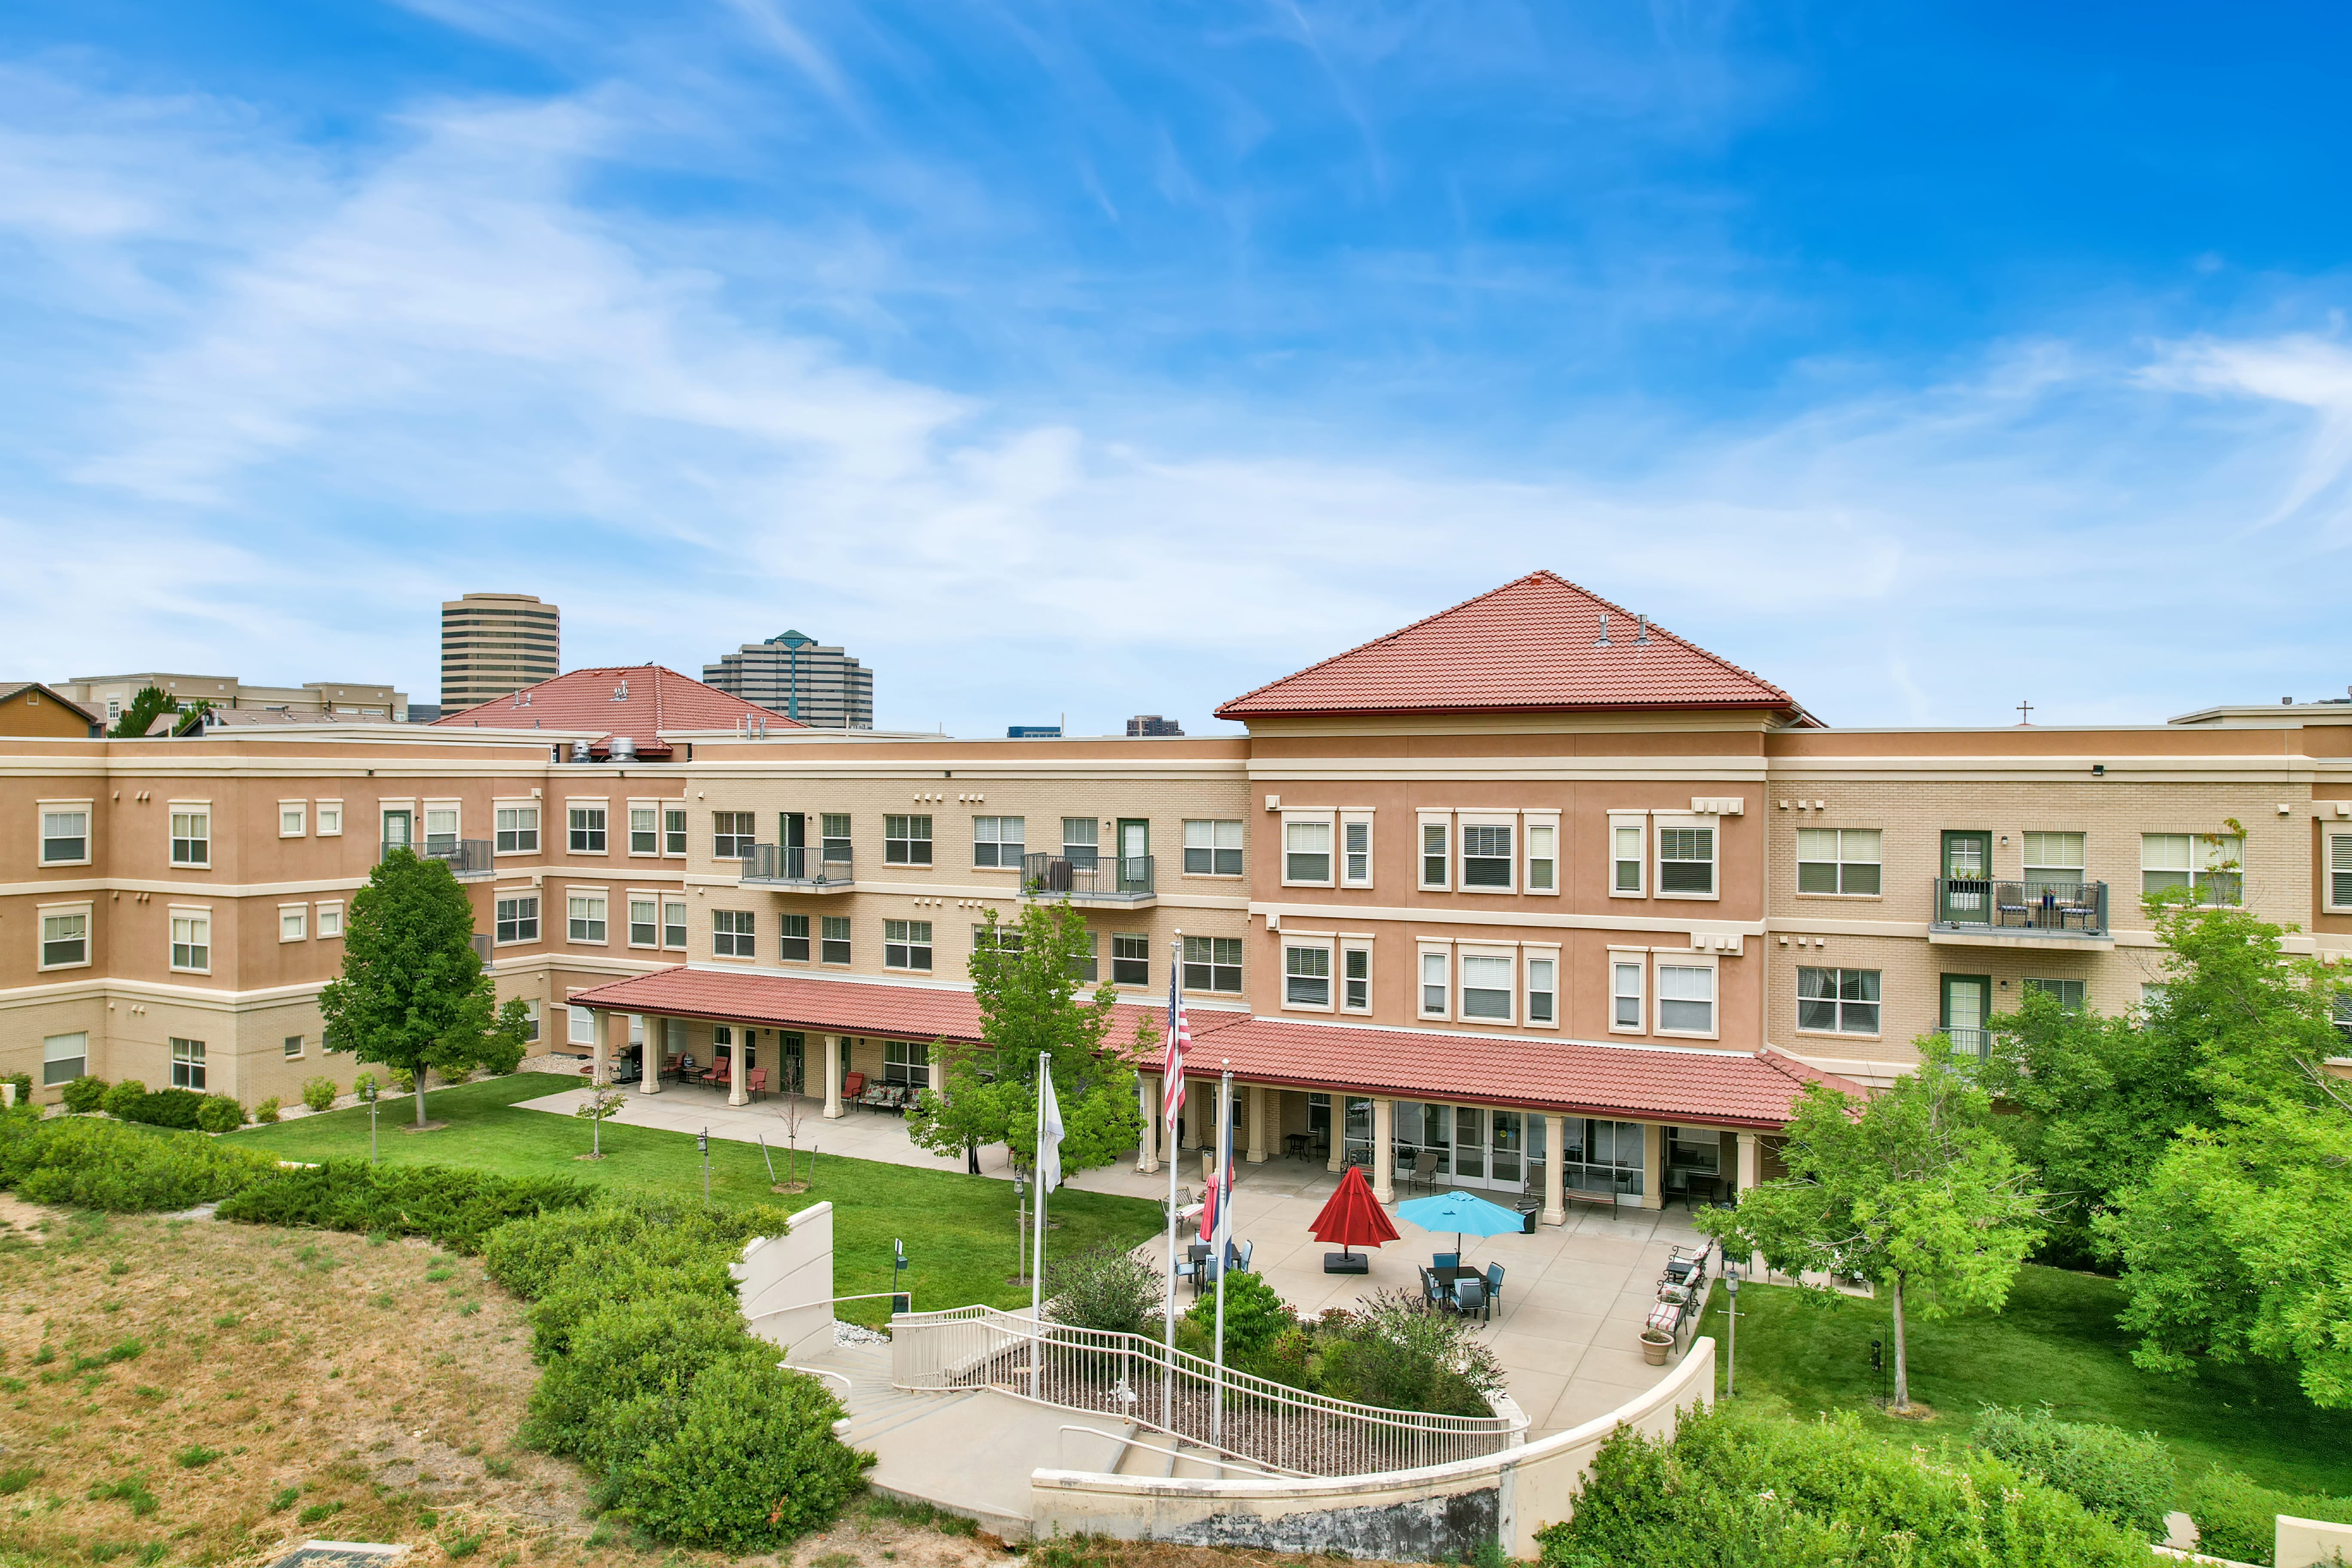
[1216,571,1798,720]
[433,665,791,755]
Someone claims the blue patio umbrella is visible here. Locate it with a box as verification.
[1393,1190,1525,1259]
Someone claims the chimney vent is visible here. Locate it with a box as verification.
[1636,614,1651,644]
[1593,612,1612,648]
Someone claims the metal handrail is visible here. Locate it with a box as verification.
[889,1304,1513,1478]
[741,844,853,885]
[1021,852,1155,899]
[1930,876,2108,936]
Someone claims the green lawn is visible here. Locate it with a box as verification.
[1697,1266,2352,1498]
[227,1072,1162,1326]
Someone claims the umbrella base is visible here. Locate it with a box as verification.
[1323,1251,1370,1275]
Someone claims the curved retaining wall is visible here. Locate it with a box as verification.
[1031,1336,1715,1561]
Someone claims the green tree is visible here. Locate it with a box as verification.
[905,901,1149,1179]
[1699,1038,2046,1412]
[318,847,527,1129]
[108,686,178,739]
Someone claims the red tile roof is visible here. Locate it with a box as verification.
[433,665,788,756]
[569,968,1853,1128]
[1216,571,1798,720]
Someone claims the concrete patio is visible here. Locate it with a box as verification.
[516,1076,1711,1438]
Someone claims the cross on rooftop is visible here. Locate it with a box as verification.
[2016,699,2033,725]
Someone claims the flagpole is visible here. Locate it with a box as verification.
[1161,931,1184,1430]
[1212,1061,1233,1448]
[1031,1050,1050,1401]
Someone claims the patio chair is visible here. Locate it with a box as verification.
[1433,1251,1459,1271]
[1162,1187,1194,1225]
[1419,1265,1441,1308]
[1453,1276,1489,1321]
[662,1054,682,1082]
[1412,1149,1441,1188]
[1234,1239,1253,1274]
[1484,1262,1505,1310]
[841,1071,866,1110]
[745,1068,768,1102]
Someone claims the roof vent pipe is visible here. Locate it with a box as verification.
[1593,612,1611,648]
[570,739,592,763]
[1637,615,1651,644]
[610,735,638,761]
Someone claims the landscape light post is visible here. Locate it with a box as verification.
[362,1079,378,1167]
[698,1127,710,1203]
[1724,1260,1740,1398]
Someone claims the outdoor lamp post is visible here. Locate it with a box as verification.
[892,1237,910,1314]
[1724,1260,1741,1399]
[698,1127,710,1203]
[361,1079,379,1167]
[1012,1167,1027,1283]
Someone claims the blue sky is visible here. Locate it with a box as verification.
[4,2,2351,733]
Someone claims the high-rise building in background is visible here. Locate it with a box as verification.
[1127,714,1185,736]
[441,593,560,710]
[703,630,873,728]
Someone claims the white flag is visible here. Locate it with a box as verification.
[1036,1067,1065,1194]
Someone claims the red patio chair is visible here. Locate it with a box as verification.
[746,1068,768,1101]
[841,1071,865,1111]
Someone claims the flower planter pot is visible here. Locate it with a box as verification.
[1639,1329,1674,1365]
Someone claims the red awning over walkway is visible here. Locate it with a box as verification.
[567,967,1853,1130]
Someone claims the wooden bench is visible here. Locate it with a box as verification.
[1560,1188,1618,1214]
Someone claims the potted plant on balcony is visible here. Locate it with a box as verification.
[1639,1326,1675,1364]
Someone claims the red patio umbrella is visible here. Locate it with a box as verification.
[1310,1164,1401,1275]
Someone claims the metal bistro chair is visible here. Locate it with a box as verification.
[1433,1251,1460,1272]
[1412,1149,1442,1188]
[1419,1265,1442,1309]
[1484,1262,1505,1311]
[1453,1275,1490,1321]
[1184,1242,1212,1298]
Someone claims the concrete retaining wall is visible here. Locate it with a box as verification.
[735,1200,835,1366]
[1031,1336,1715,1560]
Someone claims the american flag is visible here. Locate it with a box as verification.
[1161,951,1189,1136]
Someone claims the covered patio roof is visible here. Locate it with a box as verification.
[566,966,1853,1130]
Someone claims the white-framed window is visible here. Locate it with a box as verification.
[316,900,343,940]
[1183,935,1242,993]
[424,804,459,857]
[2142,833,2242,904]
[1419,815,1450,890]
[1342,943,1372,1013]
[1797,967,1880,1034]
[567,893,608,943]
[1657,823,1717,898]
[2024,977,2087,1012]
[43,1031,88,1086]
[885,919,934,971]
[2329,832,2352,914]
[713,812,757,859]
[1341,813,1373,887]
[169,910,211,972]
[629,896,660,947]
[820,915,851,964]
[1655,959,1717,1036]
[1112,933,1150,986]
[279,802,306,838]
[1184,819,1246,877]
[39,906,89,969]
[664,898,688,949]
[1418,947,1450,1017]
[1283,941,1332,1009]
[569,1005,594,1045]
[495,805,540,853]
[629,805,659,855]
[973,817,1026,868]
[821,813,852,864]
[885,1039,932,1089]
[1062,818,1100,864]
[1283,815,1333,885]
[1525,950,1558,1026]
[2022,832,2086,895]
[664,807,688,856]
[1610,955,1645,1032]
[1610,815,1646,896]
[38,803,91,866]
[279,905,307,942]
[1524,815,1558,895]
[284,1034,305,1059]
[169,1037,206,1090]
[1798,829,1882,896]
[778,912,810,961]
[317,800,343,836]
[1461,821,1513,891]
[714,908,756,957]
[494,893,539,944]
[884,814,933,866]
[1459,950,1513,1020]
[169,806,210,867]
[568,804,607,854]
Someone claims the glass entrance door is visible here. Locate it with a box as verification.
[1117,818,1150,892]
[1940,830,1993,922]
[1941,974,1991,1060]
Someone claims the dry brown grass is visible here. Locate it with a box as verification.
[0,1208,1406,1568]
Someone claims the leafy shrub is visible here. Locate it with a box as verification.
[1043,1243,1167,1338]
[194,1095,247,1134]
[1538,1405,2150,1568]
[487,1195,791,1303]
[120,1088,205,1130]
[2185,1469,2352,1566]
[216,1161,594,1253]
[1313,1290,1506,1417]
[389,1067,416,1093]
[61,1075,110,1114]
[0,1117,282,1211]
[1969,1404,2174,1539]
[301,1077,340,1113]
[99,1080,148,1119]
[531,1246,738,1362]
[596,1360,870,1550]
[1181,1268,1295,1360]
[527,1291,766,1470]
[254,1098,282,1124]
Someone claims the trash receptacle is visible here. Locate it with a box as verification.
[1516,1200,1540,1234]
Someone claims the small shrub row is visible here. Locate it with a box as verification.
[52,1076,245,1130]
[2182,1468,2352,1566]
[216,1161,594,1253]
[1968,1404,2175,1540]
[0,1117,282,1211]
[301,1076,340,1113]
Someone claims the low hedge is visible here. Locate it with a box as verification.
[60,1076,110,1114]
[2185,1469,2352,1566]
[216,1161,594,1253]
[0,1116,282,1211]
[1969,1404,2175,1540]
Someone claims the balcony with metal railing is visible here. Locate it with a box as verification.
[739,843,855,891]
[1929,877,2109,942]
[1020,852,1155,904]
[386,838,495,879]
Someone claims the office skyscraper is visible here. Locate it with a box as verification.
[441,593,560,711]
[703,630,873,728]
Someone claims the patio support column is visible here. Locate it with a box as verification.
[823,1035,844,1119]
[1639,1122,1664,1210]
[1185,1076,1208,1150]
[1735,1130,1758,1198]
[589,1008,611,1086]
[1541,1114,1567,1226]
[1372,1098,1395,1205]
[728,1027,750,1107]
[640,1017,661,1094]
[1137,1075,1159,1174]
[1326,1106,1344,1173]
[1245,1083,1268,1164]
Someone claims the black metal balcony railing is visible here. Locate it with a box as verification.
[386,838,495,879]
[740,844,854,886]
[1944,1025,1991,1061]
[1022,851,1155,901]
[1930,877,2108,937]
